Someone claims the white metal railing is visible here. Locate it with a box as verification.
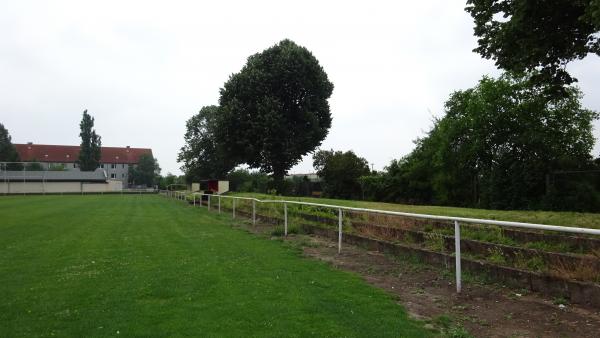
[158,190,600,293]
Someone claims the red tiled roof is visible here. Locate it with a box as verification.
[14,143,153,164]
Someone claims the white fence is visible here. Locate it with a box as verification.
[159,190,600,294]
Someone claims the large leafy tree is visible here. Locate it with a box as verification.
[218,39,334,191]
[0,123,22,170]
[129,154,160,187]
[465,0,600,90]
[383,74,598,210]
[313,149,370,199]
[178,105,236,182]
[78,110,102,171]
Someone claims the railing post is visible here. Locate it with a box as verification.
[218,196,221,213]
[454,220,462,293]
[208,195,211,211]
[284,203,288,236]
[338,208,343,253]
[252,200,256,226]
[232,198,235,218]
[193,194,196,207]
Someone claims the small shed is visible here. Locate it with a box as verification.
[195,180,229,194]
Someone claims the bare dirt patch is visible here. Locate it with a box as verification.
[300,235,600,337]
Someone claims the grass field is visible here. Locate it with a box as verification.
[0,195,431,337]
[232,192,600,229]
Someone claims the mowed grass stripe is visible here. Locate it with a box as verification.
[0,195,430,337]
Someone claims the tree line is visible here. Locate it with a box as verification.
[357,75,600,212]
[223,74,600,212]
[177,1,600,212]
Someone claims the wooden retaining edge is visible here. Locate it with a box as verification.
[349,222,600,271]
[303,224,600,309]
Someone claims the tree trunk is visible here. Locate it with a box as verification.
[272,167,285,195]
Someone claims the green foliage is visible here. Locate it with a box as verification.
[158,173,185,190]
[24,161,44,171]
[525,241,573,253]
[218,39,334,190]
[313,149,370,199]
[363,74,599,211]
[586,0,600,26]
[446,325,474,338]
[486,247,506,265]
[0,123,22,170]
[543,170,600,212]
[423,232,445,252]
[461,226,515,246]
[129,154,160,187]
[433,314,453,329]
[227,169,271,193]
[465,0,600,91]
[178,105,237,182]
[552,296,569,306]
[227,169,319,197]
[432,314,474,338]
[286,175,314,196]
[271,224,300,236]
[77,110,102,171]
[48,163,66,171]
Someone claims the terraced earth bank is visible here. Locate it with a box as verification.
[189,197,600,308]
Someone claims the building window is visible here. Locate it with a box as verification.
[122,164,125,168]
[100,164,104,169]
[122,173,125,178]
[111,164,116,169]
[111,173,116,179]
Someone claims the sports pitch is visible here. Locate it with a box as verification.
[0,195,431,337]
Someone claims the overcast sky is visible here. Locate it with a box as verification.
[2,0,599,175]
